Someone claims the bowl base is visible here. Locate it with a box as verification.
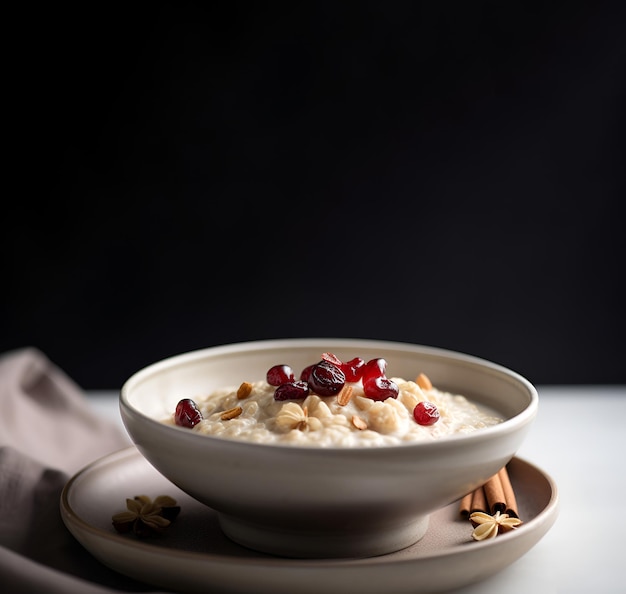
[218,513,430,559]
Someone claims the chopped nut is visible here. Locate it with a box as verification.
[221,406,243,420]
[237,381,253,399]
[416,373,433,391]
[337,385,353,406]
[351,415,368,430]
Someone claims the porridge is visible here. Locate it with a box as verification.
[165,353,503,447]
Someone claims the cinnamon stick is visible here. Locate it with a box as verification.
[483,471,506,515]
[459,491,473,519]
[470,486,487,514]
[458,464,519,519]
[498,465,519,518]
[459,486,488,518]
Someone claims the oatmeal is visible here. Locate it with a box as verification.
[166,353,503,447]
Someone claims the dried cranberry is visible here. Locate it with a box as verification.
[300,364,316,382]
[413,401,440,425]
[274,380,310,401]
[266,364,295,386]
[363,377,399,401]
[308,360,346,396]
[174,398,203,428]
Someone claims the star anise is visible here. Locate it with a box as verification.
[112,495,180,537]
[469,510,523,541]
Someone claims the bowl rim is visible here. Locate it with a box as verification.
[120,338,539,452]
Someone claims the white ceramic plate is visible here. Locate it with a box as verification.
[60,447,558,594]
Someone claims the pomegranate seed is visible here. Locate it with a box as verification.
[274,380,310,401]
[341,357,366,382]
[175,398,203,428]
[362,358,387,382]
[363,376,399,401]
[321,352,365,382]
[308,360,346,396]
[413,401,440,425]
[267,364,295,386]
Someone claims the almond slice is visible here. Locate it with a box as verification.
[351,415,367,430]
[337,385,353,406]
[416,372,433,391]
[221,406,243,421]
[236,381,253,399]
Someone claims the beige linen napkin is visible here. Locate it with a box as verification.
[0,347,166,593]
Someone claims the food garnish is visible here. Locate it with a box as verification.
[274,380,310,401]
[112,495,180,537]
[275,403,323,432]
[416,372,433,391]
[413,401,440,425]
[459,466,520,520]
[220,406,243,420]
[351,415,368,430]
[236,381,253,399]
[270,354,401,402]
[174,398,203,428]
[459,464,523,542]
[266,364,295,386]
[337,385,354,406]
[469,510,523,540]
[173,353,441,431]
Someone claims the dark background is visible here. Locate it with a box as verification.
[3,2,625,389]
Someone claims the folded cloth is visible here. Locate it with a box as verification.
[0,348,164,593]
[0,348,128,475]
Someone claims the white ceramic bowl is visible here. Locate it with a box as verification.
[120,338,538,559]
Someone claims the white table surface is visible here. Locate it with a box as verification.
[87,385,626,594]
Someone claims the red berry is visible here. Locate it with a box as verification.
[267,364,295,386]
[341,357,366,382]
[175,398,203,428]
[321,353,366,382]
[413,401,440,425]
[363,377,399,401]
[308,360,346,396]
[274,380,310,401]
[362,358,387,382]
[300,364,315,382]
